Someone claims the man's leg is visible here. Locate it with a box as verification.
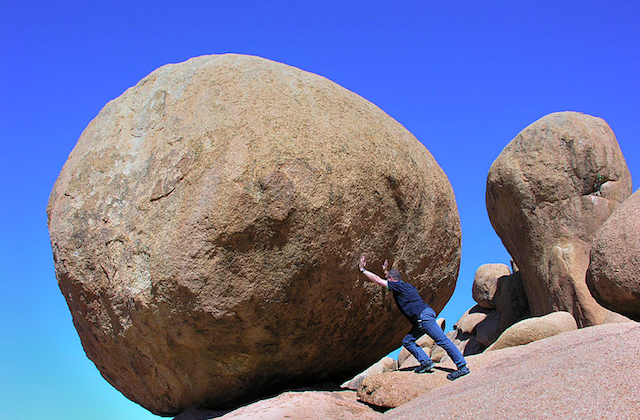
[402,326,434,373]
[418,308,470,380]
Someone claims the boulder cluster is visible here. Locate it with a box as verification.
[48,53,639,418]
[350,111,639,414]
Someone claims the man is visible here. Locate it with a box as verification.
[358,255,470,380]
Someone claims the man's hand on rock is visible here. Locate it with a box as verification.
[359,255,367,272]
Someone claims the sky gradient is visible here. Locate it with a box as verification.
[1,2,638,419]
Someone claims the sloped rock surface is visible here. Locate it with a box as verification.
[385,322,640,419]
[486,112,632,326]
[47,54,461,415]
[587,189,640,320]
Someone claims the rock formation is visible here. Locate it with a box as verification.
[486,311,577,351]
[587,189,640,320]
[47,54,461,415]
[471,263,510,309]
[486,112,632,327]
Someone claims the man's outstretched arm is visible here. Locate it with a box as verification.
[359,255,388,288]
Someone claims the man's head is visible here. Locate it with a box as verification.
[387,269,402,282]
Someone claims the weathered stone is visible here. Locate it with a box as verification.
[472,264,510,309]
[587,189,640,321]
[486,112,632,327]
[494,271,530,332]
[357,370,454,409]
[487,311,577,352]
[341,357,398,390]
[453,305,490,334]
[47,54,462,415]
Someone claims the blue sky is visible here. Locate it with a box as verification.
[1,1,638,419]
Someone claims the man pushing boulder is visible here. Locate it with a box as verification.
[358,255,470,380]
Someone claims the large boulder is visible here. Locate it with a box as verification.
[486,311,577,351]
[486,112,632,327]
[472,263,510,309]
[47,54,461,415]
[587,189,640,320]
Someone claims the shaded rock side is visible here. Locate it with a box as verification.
[385,322,640,419]
[47,54,462,415]
[472,263,510,309]
[486,111,632,327]
[486,311,577,351]
[587,189,640,321]
[493,270,530,332]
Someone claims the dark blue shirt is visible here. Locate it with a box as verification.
[387,280,429,325]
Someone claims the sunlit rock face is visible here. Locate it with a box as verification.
[47,54,461,415]
[486,111,632,327]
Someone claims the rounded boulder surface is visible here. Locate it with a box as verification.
[472,263,511,309]
[487,311,577,352]
[486,112,632,327]
[587,189,640,320]
[47,54,461,415]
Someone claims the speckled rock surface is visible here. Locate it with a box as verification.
[47,54,461,415]
[486,112,632,326]
[386,322,640,419]
[587,189,640,320]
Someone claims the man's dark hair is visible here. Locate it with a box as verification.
[387,269,402,281]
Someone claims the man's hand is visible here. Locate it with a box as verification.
[382,259,389,277]
[358,254,388,288]
[359,255,367,272]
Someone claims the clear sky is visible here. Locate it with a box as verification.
[1,1,638,419]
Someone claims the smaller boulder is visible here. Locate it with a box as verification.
[357,370,453,409]
[472,264,511,309]
[454,305,490,334]
[341,357,398,390]
[487,312,577,352]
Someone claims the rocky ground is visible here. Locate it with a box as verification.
[175,321,640,419]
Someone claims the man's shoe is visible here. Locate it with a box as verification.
[414,361,435,373]
[447,365,470,380]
